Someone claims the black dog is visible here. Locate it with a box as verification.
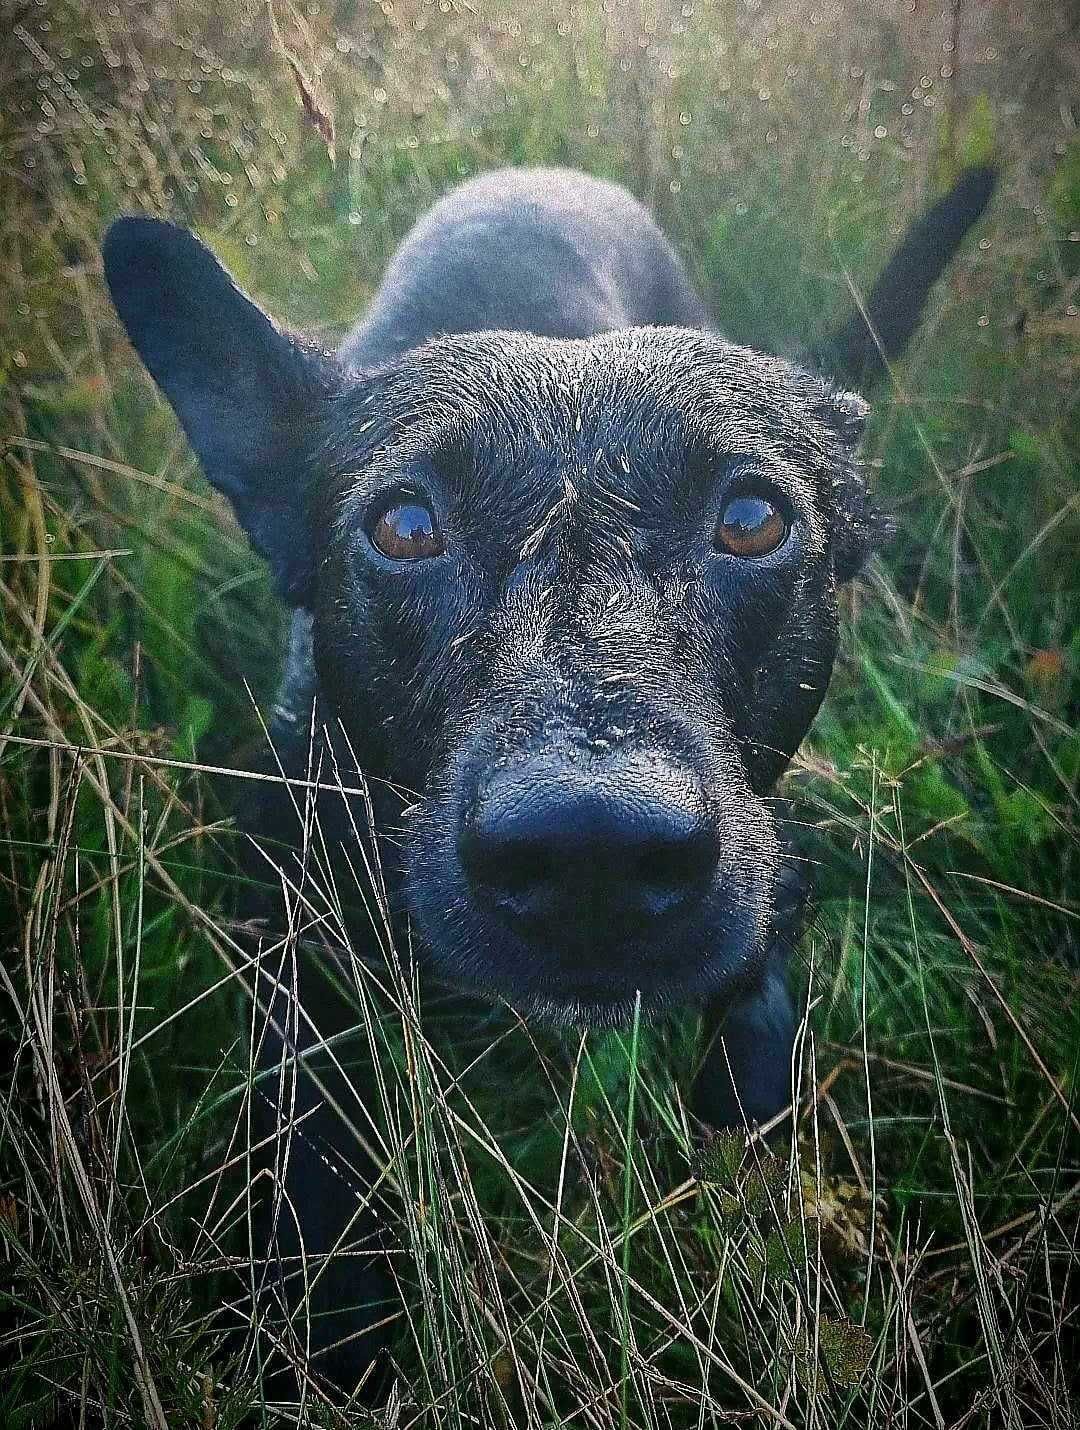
[102,164,994,1392]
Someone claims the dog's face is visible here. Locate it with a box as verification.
[314,329,875,1020]
[104,219,881,1024]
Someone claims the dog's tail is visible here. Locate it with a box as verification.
[815,164,997,386]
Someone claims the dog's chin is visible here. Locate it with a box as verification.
[513,980,702,1030]
[408,899,771,1029]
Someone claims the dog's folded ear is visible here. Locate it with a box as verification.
[815,385,890,582]
[103,216,336,603]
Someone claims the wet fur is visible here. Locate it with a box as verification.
[102,163,994,1392]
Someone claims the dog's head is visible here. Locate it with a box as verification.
[104,217,883,1023]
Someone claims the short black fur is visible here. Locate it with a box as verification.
[102,163,994,1393]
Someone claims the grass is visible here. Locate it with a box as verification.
[2,0,1079,1424]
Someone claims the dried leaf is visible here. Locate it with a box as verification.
[1025,647,1065,690]
[265,0,336,162]
[283,50,336,162]
[801,1170,880,1260]
[0,1193,18,1233]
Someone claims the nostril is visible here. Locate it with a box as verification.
[637,835,698,880]
[636,833,712,888]
[635,843,677,887]
[459,829,554,896]
[492,840,555,894]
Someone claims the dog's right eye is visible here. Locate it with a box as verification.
[368,500,446,561]
[714,494,788,559]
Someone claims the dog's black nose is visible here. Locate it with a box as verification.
[459,759,719,944]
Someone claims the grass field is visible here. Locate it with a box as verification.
[2,0,1079,1425]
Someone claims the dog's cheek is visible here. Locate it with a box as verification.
[700,559,805,702]
[750,583,840,789]
[313,585,388,769]
[315,554,489,790]
[310,549,397,772]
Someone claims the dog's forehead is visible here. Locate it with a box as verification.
[399,328,826,443]
[342,329,833,458]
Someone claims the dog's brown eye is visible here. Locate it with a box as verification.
[369,501,445,561]
[715,495,788,558]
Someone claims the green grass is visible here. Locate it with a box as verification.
[2,0,1079,1425]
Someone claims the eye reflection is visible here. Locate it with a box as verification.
[714,494,788,559]
[369,501,446,561]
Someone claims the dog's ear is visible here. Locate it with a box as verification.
[103,216,337,603]
[816,386,889,582]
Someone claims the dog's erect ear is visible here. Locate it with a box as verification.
[103,216,336,603]
[816,385,888,582]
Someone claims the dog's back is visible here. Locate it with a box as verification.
[340,167,710,366]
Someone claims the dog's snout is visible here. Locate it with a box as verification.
[459,758,719,944]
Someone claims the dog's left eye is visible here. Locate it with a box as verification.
[714,495,788,558]
[368,501,446,561]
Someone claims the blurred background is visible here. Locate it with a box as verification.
[2,1,1078,1425]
